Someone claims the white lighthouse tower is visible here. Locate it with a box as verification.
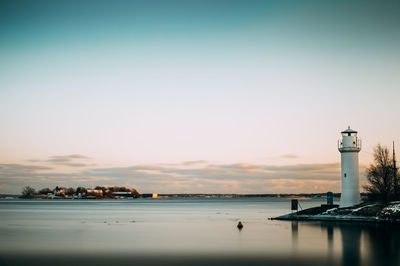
[338,126,361,207]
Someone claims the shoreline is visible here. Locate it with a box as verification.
[272,213,400,224]
[0,193,348,200]
[273,201,400,224]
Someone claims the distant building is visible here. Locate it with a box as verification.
[56,190,66,197]
[113,191,132,196]
[113,191,132,199]
[87,189,103,199]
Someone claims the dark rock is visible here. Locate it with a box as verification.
[237,221,243,229]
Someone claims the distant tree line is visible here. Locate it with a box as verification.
[21,185,140,199]
[364,144,400,202]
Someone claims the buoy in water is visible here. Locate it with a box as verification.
[237,221,243,229]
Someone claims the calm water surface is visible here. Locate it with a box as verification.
[0,198,399,266]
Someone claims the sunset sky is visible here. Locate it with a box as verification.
[1,0,399,194]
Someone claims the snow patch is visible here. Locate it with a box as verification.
[381,203,400,215]
[352,204,375,213]
[322,208,337,215]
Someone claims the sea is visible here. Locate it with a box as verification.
[0,197,399,266]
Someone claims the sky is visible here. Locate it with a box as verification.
[0,0,399,194]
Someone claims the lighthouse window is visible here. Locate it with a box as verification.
[344,173,347,177]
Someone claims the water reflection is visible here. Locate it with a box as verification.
[1,200,399,266]
[366,224,400,266]
[292,221,400,266]
[322,222,334,261]
[339,223,361,266]
[291,221,298,251]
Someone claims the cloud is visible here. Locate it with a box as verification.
[281,154,299,159]
[182,160,208,166]
[68,154,89,159]
[46,154,91,167]
[0,160,368,194]
[0,164,52,175]
[62,162,345,193]
[64,163,89,167]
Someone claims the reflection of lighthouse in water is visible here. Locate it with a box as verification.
[338,126,361,207]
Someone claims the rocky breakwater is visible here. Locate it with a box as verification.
[274,202,400,224]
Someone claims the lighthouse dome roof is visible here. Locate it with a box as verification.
[341,126,357,134]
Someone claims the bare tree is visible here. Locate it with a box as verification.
[38,188,52,195]
[393,142,400,200]
[76,187,87,194]
[66,187,76,196]
[130,188,140,198]
[21,186,36,198]
[363,144,398,202]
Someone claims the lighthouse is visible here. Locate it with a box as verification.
[338,126,361,207]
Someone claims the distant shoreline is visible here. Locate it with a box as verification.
[0,193,348,200]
